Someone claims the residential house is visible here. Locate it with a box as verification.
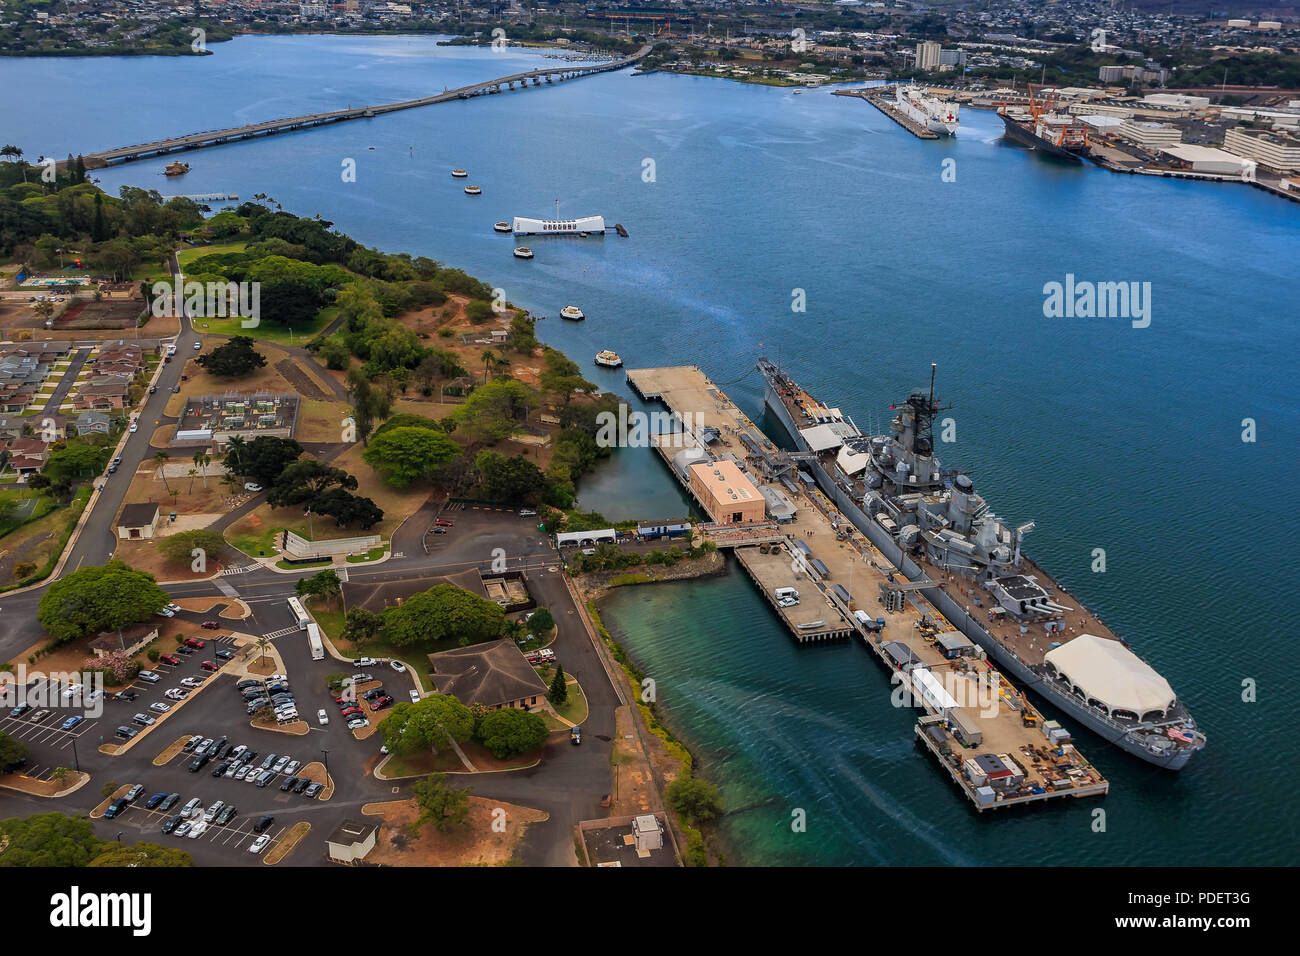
[74,410,113,436]
[116,502,160,539]
[89,623,159,658]
[3,437,50,477]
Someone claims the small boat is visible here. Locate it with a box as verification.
[595,349,622,368]
[451,169,468,178]
[163,161,190,177]
[560,305,585,321]
[464,185,482,195]
[513,247,534,260]
[493,221,513,233]
[792,88,804,95]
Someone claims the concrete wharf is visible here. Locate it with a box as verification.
[625,365,1108,811]
[833,88,940,139]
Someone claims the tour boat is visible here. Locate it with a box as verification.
[164,161,190,177]
[513,247,534,260]
[464,185,482,195]
[494,221,513,233]
[451,169,468,178]
[595,349,622,368]
[560,305,585,321]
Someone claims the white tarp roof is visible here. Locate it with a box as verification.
[799,424,845,452]
[836,443,872,476]
[1044,634,1176,715]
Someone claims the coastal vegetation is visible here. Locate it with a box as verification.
[0,812,192,867]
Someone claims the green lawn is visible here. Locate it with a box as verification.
[194,305,337,348]
[225,523,283,559]
[177,242,247,269]
[345,544,387,564]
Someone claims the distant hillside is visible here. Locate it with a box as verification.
[1125,1,1297,16]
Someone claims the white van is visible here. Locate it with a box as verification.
[774,587,800,604]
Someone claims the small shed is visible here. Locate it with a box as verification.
[633,814,664,852]
[326,820,377,863]
[116,502,160,540]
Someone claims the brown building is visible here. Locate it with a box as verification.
[89,623,159,658]
[429,639,548,711]
[688,460,766,525]
[116,502,160,539]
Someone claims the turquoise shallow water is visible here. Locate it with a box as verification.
[5,34,1297,865]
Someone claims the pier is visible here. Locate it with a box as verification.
[834,88,939,139]
[74,44,652,169]
[626,364,1108,811]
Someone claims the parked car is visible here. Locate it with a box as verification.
[252,814,275,834]
[283,760,301,776]
[112,690,137,701]
[161,814,184,834]
[149,701,171,713]
[362,688,384,701]
[197,737,213,753]
[103,798,129,819]
[159,793,180,811]
[200,661,220,672]
[255,771,275,788]
[434,519,453,527]
[211,761,231,778]
[165,603,182,614]
[570,726,582,745]
[29,709,49,722]
[173,821,192,837]
[200,621,220,630]
[279,776,299,792]
[249,834,271,854]
[346,718,369,730]
[123,784,144,803]
[164,689,188,701]
[303,783,323,799]
[181,797,202,818]
[236,679,262,690]
[159,654,180,665]
[292,777,311,794]
[214,805,237,826]
[137,670,160,683]
[317,709,329,725]
[187,821,207,839]
[9,703,31,718]
[409,690,421,703]
[144,792,167,810]
[131,713,154,727]
[202,801,224,823]
[175,645,194,655]
[243,482,262,492]
[183,638,206,649]
[156,607,175,618]
[351,673,373,683]
[187,753,210,772]
[370,696,394,712]
[389,660,407,673]
[115,725,138,740]
[354,658,379,668]
[149,385,158,394]
[215,649,234,660]
[181,677,204,688]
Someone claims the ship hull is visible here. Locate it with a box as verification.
[999,114,1084,162]
[761,381,1196,771]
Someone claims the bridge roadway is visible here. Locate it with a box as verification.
[81,43,652,168]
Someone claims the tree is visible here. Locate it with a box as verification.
[225,436,302,489]
[0,731,28,773]
[340,607,383,648]
[539,347,595,406]
[409,774,470,833]
[87,842,194,867]
[474,450,549,505]
[157,529,227,568]
[381,583,504,649]
[193,450,211,489]
[195,335,266,377]
[528,608,554,634]
[548,663,568,706]
[474,708,548,759]
[295,568,341,600]
[450,378,535,444]
[266,459,357,507]
[254,635,272,666]
[0,813,104,867]
[361,426,460,488]
[665,773,724,825]
[347,367,392,445]
[37,561,170,644]
[12,561,37,580]
[380,694,475,756]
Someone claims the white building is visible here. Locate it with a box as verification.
[1158,145,1254,179]
[915,40,941,71]
[1224,127,1300,172]
[1118,120,1183,148]
[1142,93,1210,110]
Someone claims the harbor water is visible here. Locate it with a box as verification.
[5,34,1297,865]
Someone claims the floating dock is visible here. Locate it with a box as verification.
[625,364,1108,811]
[833,88,939,139]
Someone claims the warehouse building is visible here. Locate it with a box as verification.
[688,460,765,524]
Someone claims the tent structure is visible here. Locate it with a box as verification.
[1044,634,1176,719]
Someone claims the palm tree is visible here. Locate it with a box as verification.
[192,450,211,489]
[187,468,198,494]
[480,350,497,385]
[493,355,512,378]
[225,435,247,483]
[255,635,272,666]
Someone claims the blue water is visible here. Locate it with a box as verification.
[5,35,1297,865]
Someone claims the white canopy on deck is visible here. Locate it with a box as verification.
[1044,634,1176,716]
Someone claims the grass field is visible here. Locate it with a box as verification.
[177,242,247,269]
[195,306,337,348]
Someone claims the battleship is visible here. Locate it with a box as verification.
[758,359,1206,770]
[895,84,960,136]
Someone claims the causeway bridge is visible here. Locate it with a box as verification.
[81,44,652,169]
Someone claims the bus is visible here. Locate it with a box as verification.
[286,596,310,631]
[306,622,325,662]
